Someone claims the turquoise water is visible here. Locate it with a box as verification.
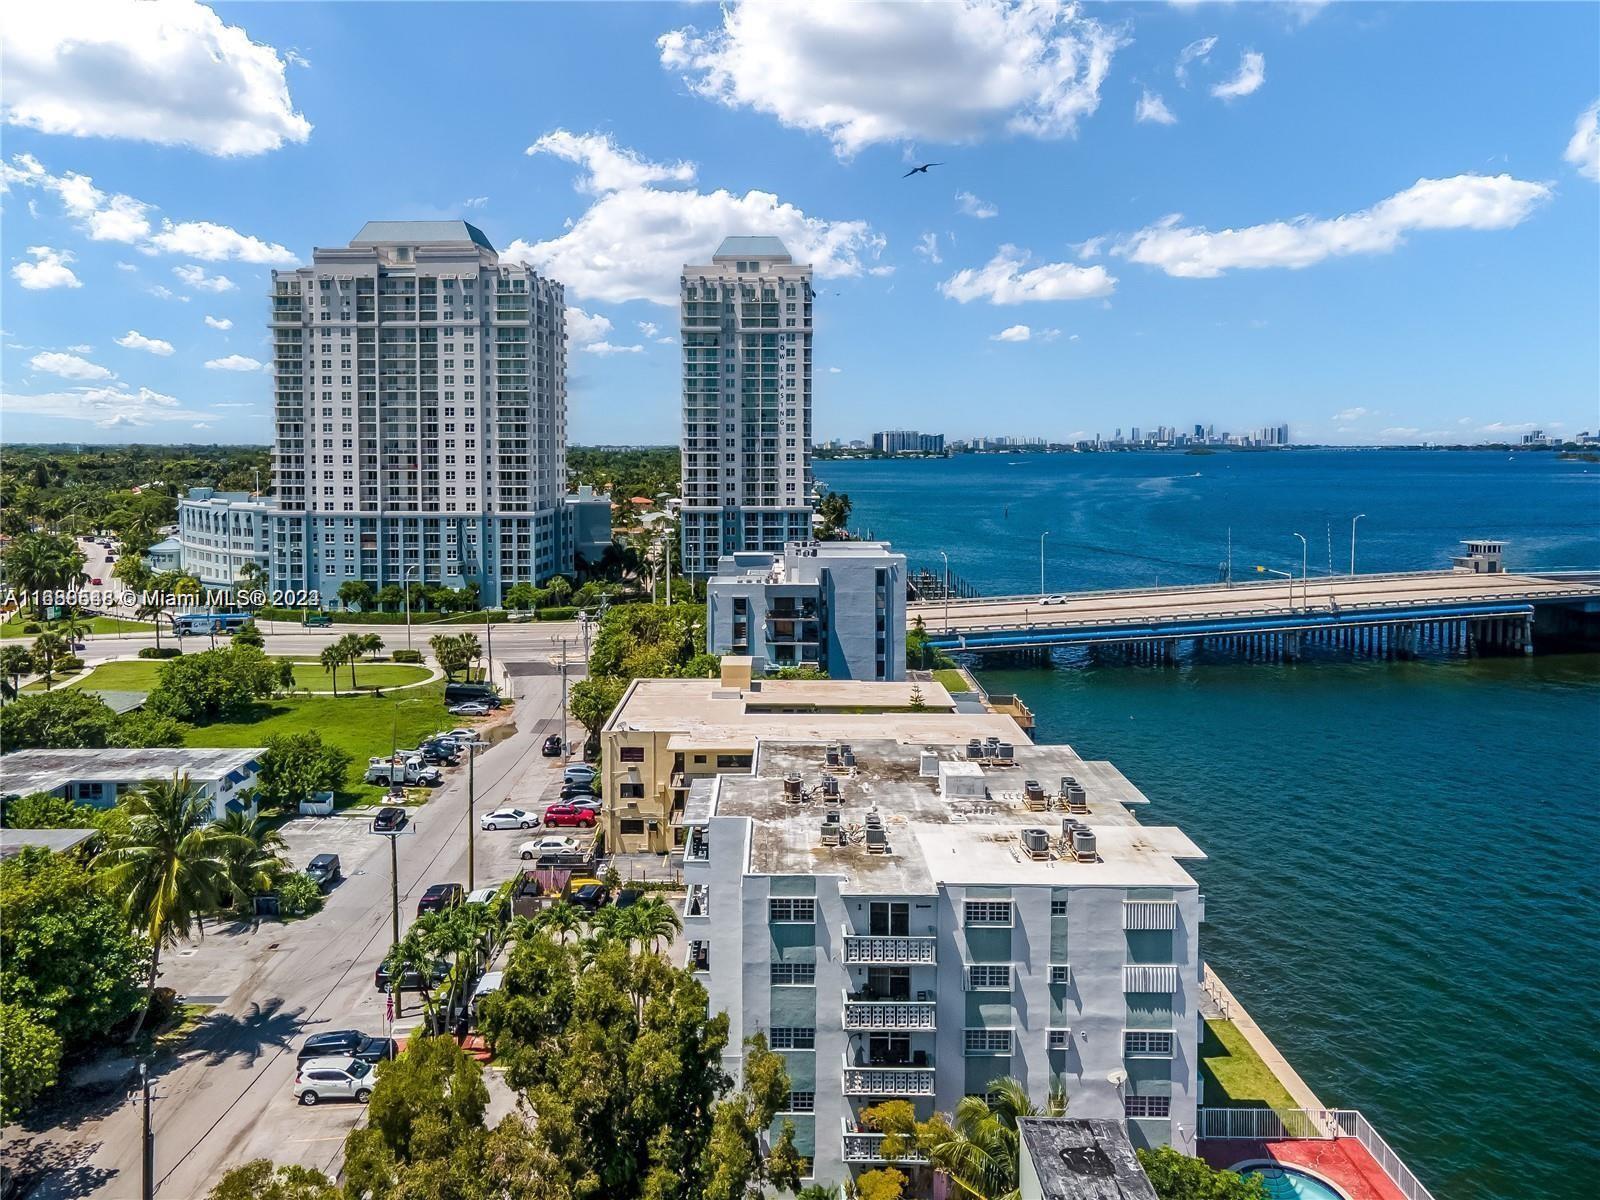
[1250,1165,1348,1200]
[817,451,1600,1200]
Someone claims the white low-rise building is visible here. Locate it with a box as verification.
[177,487,272,589]
[0,747,268,821]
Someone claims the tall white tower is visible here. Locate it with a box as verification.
[679,236,813,577]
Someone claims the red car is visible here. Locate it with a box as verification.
[543,803,597,828]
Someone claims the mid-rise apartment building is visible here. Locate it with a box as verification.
[268,221,567,605]
[601,669,1205,1189]
[707,540,907,680]
[871,430,945,454]
[680,237,814,576]
[175,488,270,590]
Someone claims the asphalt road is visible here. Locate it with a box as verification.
[19,666,581,1200]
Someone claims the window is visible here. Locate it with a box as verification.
[963,1028,1012,1056]
[967,964,1012,991]
[768,1027,815,1049]
[1123,1030,1175,1058]
[769,898,816,923]
[963,900,1013,926]
[619,746,645,763]
[1124,1096,1171,1119]
[1049,965,1071,985]
[784,1091,815,1112]
[868,902,909,936]
[619,783,644,800]
[1048,1028,1072,1050]
[716,753,753,769]
[1050,898,1069,916]
[620,819,645,835]
[770,962,816,986]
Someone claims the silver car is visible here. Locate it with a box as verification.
[294,1056,374,1105]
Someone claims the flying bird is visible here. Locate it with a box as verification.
[902,162,943,178]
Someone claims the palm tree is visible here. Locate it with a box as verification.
[319,642,345,695]
[919,1077,1059,1200]
[536,898,584,944]
[31,631,69,690]
[2,533,84,616]
[212,806,288,911]
[455,631,483,682]
[0,644,33,703]
[337,633,367,689]
[136,591,167,651]
[626,895,683,955]
[359,632,384,662]
[384,920,445,1026]
[94,772,246,1039]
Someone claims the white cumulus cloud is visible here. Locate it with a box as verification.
[30,350,112,379]
[147,219,296,264]
[658,0,1121,156]
[116,330,174,355]
[991,324,1032,342]
[11,245,81,289]
[528,130,696,194]
[2,382,202,426]
[1333,407,1369,421]
[956,191,998,219]
[940,244,1116,304]
[2,0,312,155]
[566,306,613,345]
[205,353,262,371]
[583,341,644,356]
[1113,174,1552,278]
[1564,100,1600,182]
[204,315,233,330]
[915,233,943,264]
[175,263,236,293]
[1211,51,1265,100]
[1135,90,1178,125]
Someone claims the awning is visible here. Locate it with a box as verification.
[1123,965,1179,993]
[1122,900,1178,930]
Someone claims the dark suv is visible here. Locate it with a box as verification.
[417,883,464,915]
[373,807,407,832]
[542,734,564,757]
[297,1029,364,1063]
[305,854,342,891]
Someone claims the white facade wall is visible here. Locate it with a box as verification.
[177,489,270,589]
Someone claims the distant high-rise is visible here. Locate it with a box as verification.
[679,237,813,577]
[268,221,567,604]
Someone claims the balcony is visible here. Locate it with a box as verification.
[841,1121,927,1165]
[842,930,937,965]
[841,1058,936,1096]
[842,992,937,1030]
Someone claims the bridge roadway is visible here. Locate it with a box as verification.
[911,570,1600,650]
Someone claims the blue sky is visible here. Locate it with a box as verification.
[2,0,1597,447]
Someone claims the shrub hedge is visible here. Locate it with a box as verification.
[138,646,182,659]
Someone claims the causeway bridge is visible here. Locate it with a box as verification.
[911,569,1600,662]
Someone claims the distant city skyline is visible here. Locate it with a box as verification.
[1,2,1595,447]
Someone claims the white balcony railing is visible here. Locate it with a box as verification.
[841,1121,929,1165]
[841,929,937,964]
[841,995,937,1030]
[841,1060,936,1096]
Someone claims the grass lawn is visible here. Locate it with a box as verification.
[933,668,972,693]
[1200,1018,1300,1110]
[28,658,432,694]
[185,683,453,805]
[1,613,154,637]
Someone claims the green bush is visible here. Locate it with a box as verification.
[391,649,423,664]
[54,654,84,675]
[21,623,40,635]
[277,872,324,917]
[138,646,181,659]
[536,606,579,621]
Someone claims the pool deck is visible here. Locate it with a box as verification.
[1202,1140,1409,1200]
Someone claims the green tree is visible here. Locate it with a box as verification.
[338,579,376,612]
[907,684,927,712]
[622,894,683,954]
[799,1187,843,1200]
[587,603,710,680]
[847,1172,906,1200]
[319,642,344,695]
[376,583,405,613]
[429,633,471,682]
[0,1001,62,1122]
[0,847,147,1045]
[276,872,323,918]
[360,632,385,661]
[145,645,277,724]
[255,731,353,809]
[110,709,189,749]
[336,632,367,689]
[206,1160,341,1200]
[570,675,627,745]
[505,581,537,611]
[232,619,265,649]
[816,492,853,539]
[94,772,244,1039]
[0,643,34,702]
[1136,1148,1270,1200]
[2,532,85,616]
[545,574,573,607]
[212,808,288,910]
[2,791,102,829]
[31,630,70,689]
[700,1033,804,1200]
[0,688,119,750]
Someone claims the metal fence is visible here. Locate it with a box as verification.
[1197,1108,1437,1200]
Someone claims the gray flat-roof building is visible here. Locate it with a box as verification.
[707,540,906,680]
[1017,1118,1160,1200]
[679,237,814,576]
[0,747,267,821]
[268,221,568,606]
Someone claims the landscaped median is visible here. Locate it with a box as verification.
[1,613,154,638]
[24,657,436,695]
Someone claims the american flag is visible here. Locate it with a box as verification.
[385,992,393,1023]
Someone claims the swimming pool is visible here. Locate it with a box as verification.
[1245,1164,1349,1200]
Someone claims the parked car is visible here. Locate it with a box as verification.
[90,577,102,586]
[293,1057,373,1105]
[559,782,596,801]
[519,835,579,860]
[481,807,538,831]
[302,613,333,628]
[543,803,597,829]
[567,797,602,814]
[562,764,597,786]
[541,734,564,757]
[417,883,464,915]
[374,954,450,993]
[372,807,408,833]
[297,1029,364,1063]
[444,683,499,707]
[616,887,644,909]
[440,729,486,748]
[448,701,491,716]
[418,741,460,766]
[353,1037,399,1064]
[464,886,510,923]
[571,882,611,912]
[305,854,342,891]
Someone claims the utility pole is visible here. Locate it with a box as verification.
[466,743,476,890]
[484,620,494,695]
[140,1061,153,1200]
[559,639,570,760]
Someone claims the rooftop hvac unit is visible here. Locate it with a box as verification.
[1067,785,1088,814]
[920,750,940,777]
[985,736,1000,750]
[1021,827,1051,859]
[841,747,856,767]
[997,743,1014,761]
[1072,829,1097,861]
[1061,817,1079,838]
[966,739,983,760]
[864,827,888,853]
[783,774,803,801]
[820,812,843,846]
[822,775,840,798]
[826,746,840,768]
[1059,776,1077,796]
[864,808,883,829]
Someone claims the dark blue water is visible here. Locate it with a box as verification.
[817,451,1600,1200]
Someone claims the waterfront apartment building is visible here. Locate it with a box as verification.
[651,671,1205,1187]
[707,540,907,680]
[871,430,945,455]
[268,221,567,605]
[680,237,814,577]
[175,488,270,590]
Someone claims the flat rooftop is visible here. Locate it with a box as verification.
[1018,1118,1160,1200]
[0,747,266,793]
[708,736,1204,894]
[0,828,98,859]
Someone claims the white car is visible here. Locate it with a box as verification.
[562,763,597,786]
[443,728,487,746]
[449,701,491,716]
[1038,594,1068,605]
[568,797,602,813]
[294,1057,374,1105]
[519,835,578,860]
[481,807,538,831]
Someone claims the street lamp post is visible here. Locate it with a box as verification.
[466,741,477,891]
[403,564,418,651]
[1039,532,1050,597]
[1350,514,1366,576]
[939,550,950,632]
[1292,533,1308,611]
